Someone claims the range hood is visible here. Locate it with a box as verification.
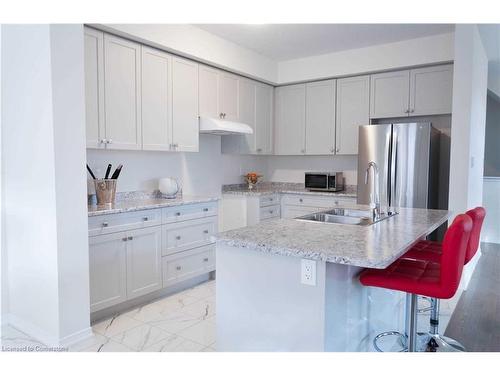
[199,116,253,135]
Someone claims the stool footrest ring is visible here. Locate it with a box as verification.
[373,331,407,352]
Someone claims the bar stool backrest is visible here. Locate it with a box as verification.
[464,207,486,265]
[440,214,473,299]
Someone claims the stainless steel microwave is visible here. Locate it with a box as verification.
[305,172,344,192]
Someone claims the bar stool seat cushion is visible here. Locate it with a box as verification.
[403,240,442,263]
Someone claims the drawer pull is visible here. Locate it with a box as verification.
[175,212,181,216]
[299,198,303,203]
[122,237,127,242]
[127,236,133,241]
[269,210,274,214]
[143,217,149,221]
[203,229,209,234]
[102,222,109,227]
[203,258,209,262]
[176,235,181,240]
[203,208,209,212]
[176,266,182,270]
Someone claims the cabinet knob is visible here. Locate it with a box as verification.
[203,258,209,262]
[269,210,274,214]
[122,237,127,242]
[176,266,182,270]
[107,139,113,144]
[223,113,226,119]
[143,217,149,221]
[335,201,339,205]
[102,222,109,227]
[301,149,305,153]
[336,147,340,153]
[175,212,181,216]
[203,208,209,212]
[299,198,303,203]
[404,109,409,114]
[203,230,209,234]
[127,236,133,241]
[219,112,224,119]
[257,148,262,152]
[410,109,415,113]
[176,235,181,240]
[100,139,106,144]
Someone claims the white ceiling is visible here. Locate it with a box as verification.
[195,24,455,61]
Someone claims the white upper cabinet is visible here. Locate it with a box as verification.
[84,27,105,149]
[255,83,274,154]
[141,46,172,151]
[104,34,142,150]
[219,73,240,121]
[171,57,199,152]
[370,70,410,119]
[335,75,370,155]
[275,84,306,155]
[305,80,336,155]
[199,65,220,119]
[409,64,453,116]
[238,78,257,153]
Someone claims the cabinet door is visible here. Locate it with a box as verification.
[141,46,172,151]
[239,78,257,153]
[255,83,274,154]
[409,65,453,116]
[126,226,162,299]
[104,34,142,150]
[199,66,220,118]
[84,27,105,149]
[172,57,199,152]
[370,70,410,119]
[335,75,370,155]
[89,232,127,312]
[220,73,239,121]
[305,80,336,155]
[275,84,306,155]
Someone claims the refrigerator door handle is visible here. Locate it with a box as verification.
[390,131,398,210]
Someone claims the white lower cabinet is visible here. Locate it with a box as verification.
[162,245,215,287]
[126,226,162,300]
[88,202,218,313]
[281,194,357,219]
[89,232,128,312]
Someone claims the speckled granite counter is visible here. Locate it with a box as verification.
[216,205,451,269]
[222,182,357,198]
[88,195,219,217]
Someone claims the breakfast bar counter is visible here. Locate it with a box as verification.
[215,205,451,351]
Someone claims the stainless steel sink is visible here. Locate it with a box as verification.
[295,208,398,226]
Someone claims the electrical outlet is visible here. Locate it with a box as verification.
[301,259,316,286]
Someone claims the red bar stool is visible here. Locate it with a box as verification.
[402,207,486,351]
[359,214,473,352]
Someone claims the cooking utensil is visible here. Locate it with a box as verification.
[110,164,123,179]
[86,164,96,180]
[104,164,112,179]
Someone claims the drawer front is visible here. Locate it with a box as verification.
[259,204,281,220]
[88,209,162,236]
[259,194,280,207]
[162,245,215,287]
[281,194,355,208]
[162,216,217,256]
[162,202,217,224]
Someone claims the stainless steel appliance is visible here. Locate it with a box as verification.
[305,172,344,192]
[357,122,440,212]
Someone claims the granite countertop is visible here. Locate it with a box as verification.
[216,205,451,269]
[88,195,219,217]
[222,182,357,198]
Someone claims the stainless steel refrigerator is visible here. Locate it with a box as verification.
[357,122,441,213]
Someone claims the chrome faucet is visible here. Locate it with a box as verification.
[365,161,381,220]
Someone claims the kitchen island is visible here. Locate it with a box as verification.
[215,205,451,351]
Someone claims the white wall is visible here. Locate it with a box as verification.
[1,25,91,346]
[87,135,268,196]
[49,25,91,344]
[94,24,278,84]
[448,25,489,289]
[277,33,454,84]
[449,25,488,214]
[266,155,358,185]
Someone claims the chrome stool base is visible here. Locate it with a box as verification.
[373,331,407,352]
[419,333,466,352]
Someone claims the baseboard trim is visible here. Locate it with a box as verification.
[59,327,93,347]
[6,313,59,347]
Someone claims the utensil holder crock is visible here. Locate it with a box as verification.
[94,179,117,206]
